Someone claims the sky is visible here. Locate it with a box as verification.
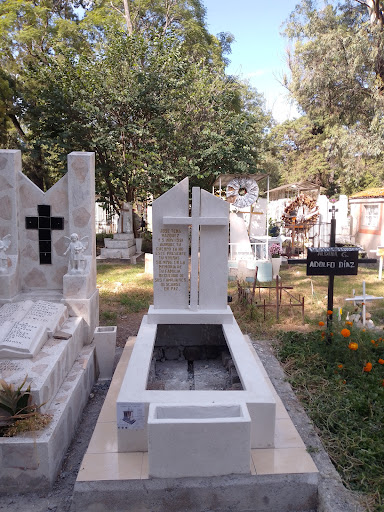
[203,0,301,122]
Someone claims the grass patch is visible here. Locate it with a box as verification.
[231,265,384,339]
[97,261,153,322]
[275,326,384,511]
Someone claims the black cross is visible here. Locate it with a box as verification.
[288,205,376,343]
[25,205,64,264]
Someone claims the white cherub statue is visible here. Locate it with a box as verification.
[64,233,89,274]
[0,234,11,272]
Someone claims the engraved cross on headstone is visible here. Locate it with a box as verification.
[164,187,227,310]
[25,205,64,264]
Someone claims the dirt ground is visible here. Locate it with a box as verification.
[0,315,364,512]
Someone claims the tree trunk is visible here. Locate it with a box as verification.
[122,0,133,35]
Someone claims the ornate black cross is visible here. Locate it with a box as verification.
[25,205,64,264]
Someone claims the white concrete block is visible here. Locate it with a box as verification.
[113,233,135,242]
[148,403,251,478]
[144,253,153,275]
[99,246,136,258]
[146,305,234,324]
[94,325,116,380]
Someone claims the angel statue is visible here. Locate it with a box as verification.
[0,234,11,272]
[64,233,89,274]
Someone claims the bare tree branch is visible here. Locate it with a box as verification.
[110,0,133,34]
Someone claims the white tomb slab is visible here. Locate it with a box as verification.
[0,316,83,410]
[0,320,47,359]
[152,178,189,310]
[23,300,68,334]
[117,178,276,479]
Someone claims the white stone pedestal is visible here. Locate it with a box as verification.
[94,325,117,380]
[100,233,136,259]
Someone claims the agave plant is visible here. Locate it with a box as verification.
[0,375,33,421]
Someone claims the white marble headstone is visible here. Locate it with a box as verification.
[152,178,229,312]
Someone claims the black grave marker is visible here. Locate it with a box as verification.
[25,205,64,264]
[307,247,359,276]
[288,205,376,342]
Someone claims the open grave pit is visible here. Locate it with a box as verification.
[147,324,243,391]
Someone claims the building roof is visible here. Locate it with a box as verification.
[350,187,384,199]
[267,181,325,201]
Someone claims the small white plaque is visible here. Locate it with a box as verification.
[0,301,34,326]
[117,402,145,430]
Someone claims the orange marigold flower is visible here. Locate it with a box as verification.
[327,310,333,315]
[379,338,383,342]
[378,359,384,365]
[345,321,353,326]
[321,331,325,337]
[349,342,358,351]
[338,364,343,369]
[371,339,376,345]
[363,362,373,372]
[341,328,351,338]
[330,332,334,336]
[319,321,325,327]
[362,329,366,332]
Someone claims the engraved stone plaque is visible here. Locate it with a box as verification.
[0,300,68,359]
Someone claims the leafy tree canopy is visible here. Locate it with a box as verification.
[25,29,270,210]
[0,0,270,210]
[277,0,384,194]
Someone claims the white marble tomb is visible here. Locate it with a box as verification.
[117,178,276,479]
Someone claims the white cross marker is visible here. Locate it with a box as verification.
[163,187,227,310]
[345,281,383,326]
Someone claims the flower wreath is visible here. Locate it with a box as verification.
[281,193,320,226]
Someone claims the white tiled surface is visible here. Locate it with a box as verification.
[77,337,318,482]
